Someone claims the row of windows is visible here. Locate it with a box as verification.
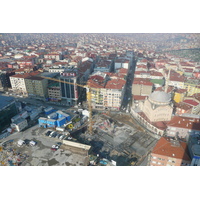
[151,161,164,165]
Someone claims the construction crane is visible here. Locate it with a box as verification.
[40,76,94,134]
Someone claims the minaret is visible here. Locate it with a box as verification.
[165,67,171,93]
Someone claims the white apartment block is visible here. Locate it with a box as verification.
[9,74,29,96]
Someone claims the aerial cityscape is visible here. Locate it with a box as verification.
[0,33,200,166]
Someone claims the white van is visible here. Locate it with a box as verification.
[29,140,37,146]
[17,139,25,147]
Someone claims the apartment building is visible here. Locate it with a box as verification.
[102,79,125,110]
[149,137,191,166]
[44,53,61,61]
[166,116,200,140]
[132,80,153,96]
[87,75,125,110]
[184,79,200,96]
[10,74,29,96]
[173,88,187,103]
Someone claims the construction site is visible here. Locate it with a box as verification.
[71,112,158,166]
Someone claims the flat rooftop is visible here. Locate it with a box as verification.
[0,95,15,110]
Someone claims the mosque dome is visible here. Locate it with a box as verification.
[149,91,171,104]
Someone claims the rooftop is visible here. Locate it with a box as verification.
[152,137,191,161]
[149,91,171,103]
[167,116,200,131]
[0,95,15,110]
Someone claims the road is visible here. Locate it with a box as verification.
[120,55,137,111]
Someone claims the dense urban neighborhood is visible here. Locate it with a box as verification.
[1,33,200,166]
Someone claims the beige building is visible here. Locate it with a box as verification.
[143,91,173,122]
[25,76,48,100]
[87,78,125,110]
[132,80,153,96]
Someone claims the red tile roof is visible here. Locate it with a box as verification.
[152,137,191,161]
[175,102,193,111]
[133,95,147,101]
[167,116,200,131]
[138,112,168,130]
[105,79,126,90]
[192,93,200,102]
[175,89,187,93]
[118,68,128,74]
[133,80,153,86]
[183,99,199,106]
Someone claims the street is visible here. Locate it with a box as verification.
[120,56,137,111]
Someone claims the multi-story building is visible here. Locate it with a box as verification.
[9,72,39,96]
[10,74,29,95]
[11,118,28,132]
[132,80,153,96]
[0,95,18,132]
[114,59,130,71]
[59,69,79,105]
[184,78,200,96]
[94,59,112,73]
[102,79,126,110]
[87,75,125,110]
[149,137,191,166]
[0,68,15,91]
[24,76,49,100]
[48,82,61,102]
[166,116,200,140]
[173,88,187,103]
[188,135,200,166]
[44,53,61,61]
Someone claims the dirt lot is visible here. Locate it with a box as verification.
[0,125,89,166]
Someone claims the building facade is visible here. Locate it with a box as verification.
[0,95,18,132]
[25,76,48,100]
[59,70,79,105]
[48,82,61,102]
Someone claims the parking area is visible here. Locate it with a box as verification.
[0,125,89,166]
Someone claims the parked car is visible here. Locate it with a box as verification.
[51,144,59,151]
[52,132,57,138]
[49,131,55,137]
[56,142,62,147]
[59,134,65,140]
[45,131,51,136]
[24,139,31,145]
[62,135,68,140]
[56,133,61,139]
